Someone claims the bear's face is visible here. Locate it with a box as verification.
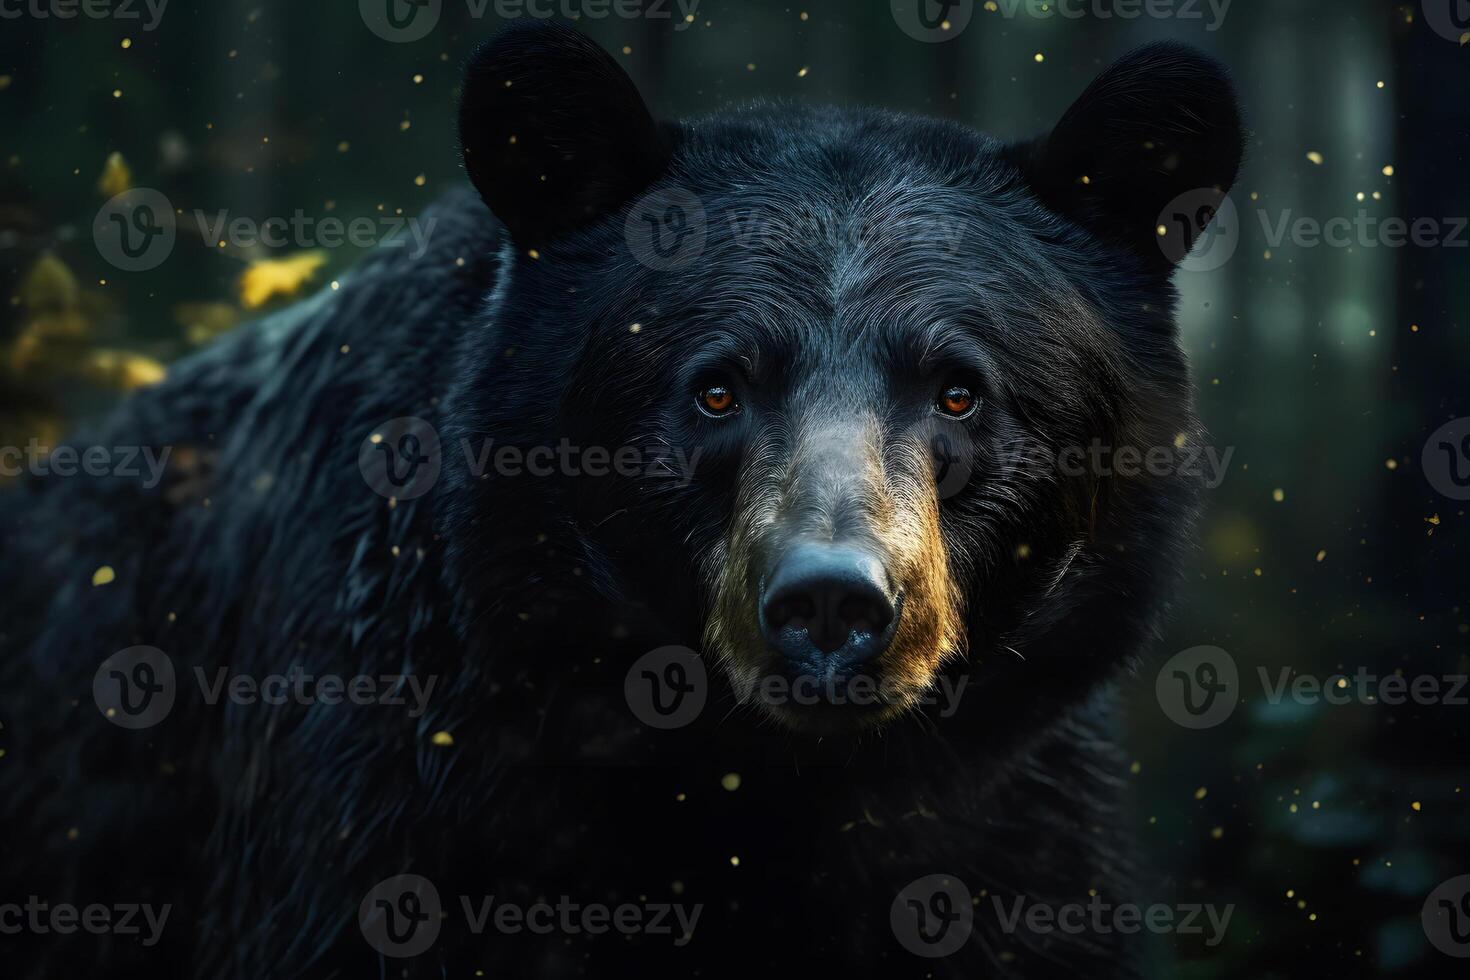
[454,23,1242,736]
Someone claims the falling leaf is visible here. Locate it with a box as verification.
[175,302,241,345]
[20,252,82,315]
[84,350,167,390]
[237,251,328,309]
[97,152,132,197]
[8,254,91,375]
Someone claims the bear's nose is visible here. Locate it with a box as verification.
[760,544,898,669]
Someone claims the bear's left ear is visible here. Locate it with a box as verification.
[1007,42,1244,274]
[459,20,674,247]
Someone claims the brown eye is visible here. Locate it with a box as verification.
[938,385,977,419]
[697,385,738,417]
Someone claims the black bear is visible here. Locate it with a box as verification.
[0,20,1242,979]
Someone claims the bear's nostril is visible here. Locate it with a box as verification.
[838,594,891,637]
[766,595,816,631]
[760,544,898,666]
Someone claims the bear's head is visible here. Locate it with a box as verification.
[445,21,1242,739]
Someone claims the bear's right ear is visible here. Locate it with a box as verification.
[459,21,673,247]
[1007,42,1244,275]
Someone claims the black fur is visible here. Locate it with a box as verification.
[0,22,1242,979]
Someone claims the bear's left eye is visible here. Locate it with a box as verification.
[937,385,978,419]
[696,385,740,418]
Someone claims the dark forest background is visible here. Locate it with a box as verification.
[1,1,1467,977]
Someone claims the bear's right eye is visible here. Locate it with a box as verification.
[697,385,739,418]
